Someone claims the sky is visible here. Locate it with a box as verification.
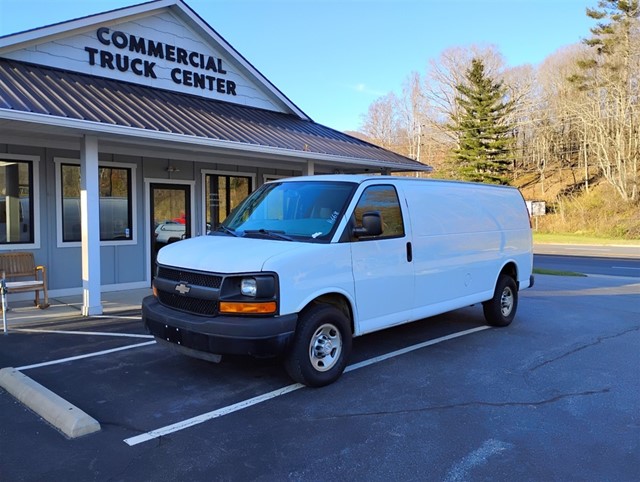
[0,0,597,132]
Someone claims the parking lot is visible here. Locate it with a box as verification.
[1,274,639,481]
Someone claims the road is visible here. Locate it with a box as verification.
[534,243,640,278]
[534,243,639,259]
[534,254,640,278]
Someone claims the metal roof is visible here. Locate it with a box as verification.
[0,58,429,172]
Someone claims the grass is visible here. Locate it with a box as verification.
[533,232,640,246]
[533,268,587,277]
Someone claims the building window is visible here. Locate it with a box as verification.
[205,174,252,231]
[0,160,34,244]
[61,164,133,242]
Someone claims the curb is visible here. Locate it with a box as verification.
[0,367,100,438]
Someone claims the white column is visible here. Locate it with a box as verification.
[303,160,315,176]
[80,135,103,316]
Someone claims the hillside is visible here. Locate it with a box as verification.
[513,170,640,240]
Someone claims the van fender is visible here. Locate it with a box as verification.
[294,288,358,335]
[494,259,519,290]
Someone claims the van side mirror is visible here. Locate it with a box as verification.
[353,211,382,238]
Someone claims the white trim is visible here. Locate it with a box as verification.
[0,110,428,172]
[304,161,315,176]
[0,0,307,119]
[200,169,256,232]
[80,135,102,316]
[169,2,308,118]
[0,153,41,250]
[0,0,177,51]
[263,174,290,183]
[54,158,138,249]
[0,134,305,171]
[144,178,195,286]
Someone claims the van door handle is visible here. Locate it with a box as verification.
[406,242,413,262]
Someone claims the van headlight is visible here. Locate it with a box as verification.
[219,273,278,315]
[241,278,257,297]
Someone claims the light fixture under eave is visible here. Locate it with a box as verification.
[166,166,180,173]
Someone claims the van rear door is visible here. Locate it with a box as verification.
[348,184,414,334]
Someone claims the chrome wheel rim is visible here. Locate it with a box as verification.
[500,287,514,317]
[309,323,342,372]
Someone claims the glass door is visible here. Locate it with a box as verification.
[205,174,252,231]
[150,183,191,279]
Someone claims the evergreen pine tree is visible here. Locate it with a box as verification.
[570,0,639,86]
[449,58,514,185]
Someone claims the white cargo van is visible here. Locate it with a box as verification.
[143,175,534,386]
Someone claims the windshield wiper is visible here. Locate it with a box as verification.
[244,229,293,241]
[215,225,240,237]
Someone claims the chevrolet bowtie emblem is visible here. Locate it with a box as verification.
[175,282,191,295]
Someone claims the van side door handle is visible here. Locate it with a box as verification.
[406,242,413,262]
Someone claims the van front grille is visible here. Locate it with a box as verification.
[155,265,221,315]
[157,266,222,289]
[157,291,218,316]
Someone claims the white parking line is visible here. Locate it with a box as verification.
[345,326,490,373]
[612,266,640,270]
[124,383,305,446]
[124,325,491,446]
[17,341,157,371]
[14,328,154,339]
[90,315,143,320]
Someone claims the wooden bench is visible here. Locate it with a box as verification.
[0,252,49,310]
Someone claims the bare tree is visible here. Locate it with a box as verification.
[423,44,506,125]
[531,46,592,193]
[359,92,401,150]
[396,72,429,162]
[420,44,508,176]
[502,64,536,178]
[570,0,640,202]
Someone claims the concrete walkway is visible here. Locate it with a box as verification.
[1,288,152,329]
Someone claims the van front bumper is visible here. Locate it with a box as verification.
[142,296,297,358]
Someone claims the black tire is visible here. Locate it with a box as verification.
[483,274,518,327]
[285,304,352,387]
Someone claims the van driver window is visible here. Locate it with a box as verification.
[354,185,404,239]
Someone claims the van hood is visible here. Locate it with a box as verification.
[156,235,304,273]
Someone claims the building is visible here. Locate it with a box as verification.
[0,0,429,315]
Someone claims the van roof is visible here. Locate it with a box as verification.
[270,174,519,190]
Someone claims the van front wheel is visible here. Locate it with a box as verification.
[285,305,352,387]
[483,275,518,327]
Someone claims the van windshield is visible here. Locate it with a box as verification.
[220,181,356,242]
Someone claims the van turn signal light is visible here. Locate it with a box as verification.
[219,301,277,314]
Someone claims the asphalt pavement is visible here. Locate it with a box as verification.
[1,273,638,481]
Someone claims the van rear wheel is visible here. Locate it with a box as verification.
[285,304,352,387]
[483,275,518,327]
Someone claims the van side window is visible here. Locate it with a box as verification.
[353,185,404,239]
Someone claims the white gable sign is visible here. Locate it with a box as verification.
[87,24,235,95]
[3,11,284,112]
